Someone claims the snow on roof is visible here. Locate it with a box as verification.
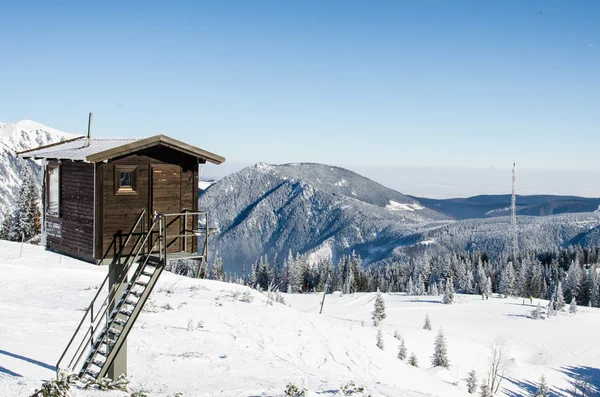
[19,137,141,161]
[19,134,226,164]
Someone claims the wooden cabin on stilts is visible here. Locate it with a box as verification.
[19,114,225,381]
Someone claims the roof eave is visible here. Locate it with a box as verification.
[84,135,225,164]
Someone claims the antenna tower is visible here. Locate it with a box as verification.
[511,162,518,260]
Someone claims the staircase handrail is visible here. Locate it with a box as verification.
[55,210,146,375]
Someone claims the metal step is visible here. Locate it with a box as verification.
[134,280,148,287]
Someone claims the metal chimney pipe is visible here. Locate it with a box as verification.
[86,112,93,147]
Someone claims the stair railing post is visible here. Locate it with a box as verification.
[90,304,94,348]
[184,212,188,253]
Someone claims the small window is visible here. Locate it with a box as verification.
[47,166,60,217]
[114,166,137,195]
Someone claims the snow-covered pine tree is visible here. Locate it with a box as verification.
[499,262,516,297]
[443,277,454,304]
[423,313,432,330]
[257,255,271,291]
[533,375,549,397]
[565,259,581,303]
[409,353,418,367]
[476,260,487,295]
[11,163,39,241]
[372,289,386,326]
[569,297,577,314]
[485,276,493,298]
[393,330,400,340]
[397,337,407,360]
[209,252,224,281]
[0,212,13,241]
[430,282,439,296]
[531,302,541,320]
[466,370,477,394]
[431,327,450,368]
[376,328,384,350]
[555,281,566,311]
[294,253,308,293]
[588,265,599,308]
[407,276,415,295]
[249,261,258,289]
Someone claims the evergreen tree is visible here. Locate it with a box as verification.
[249,261,258,288]
[533,375,549,397]
[372,290,386,326]
[565,260,581,303]
[499,262,516,297]
[485,276,493,298]
[407,277,415,295]
[393,330,400,340]
[397,338,407,360]
[443,277,455,304]
[588,265,599,308]
[0,212,13,241]
[569,297,577,314]
[466,370,478,394]
[209,252,225,281]
[12,163,39,241]
[431,328,450,368]
[376,328,384,350]
[257,255,271,291]
[555,281,566,311]
[409,353,418,367]
[423,314,432,330]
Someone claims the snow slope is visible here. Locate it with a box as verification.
[0,241,599,396]
[0,241,469,397]
[0,120,80,219]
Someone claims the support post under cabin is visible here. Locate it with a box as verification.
[107,261,127,378]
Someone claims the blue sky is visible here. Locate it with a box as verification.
[1,0,599,172]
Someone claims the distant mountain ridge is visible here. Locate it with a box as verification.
[412,194,600,220]
[0,120,80,220]
[199,163,451,271]
[200,163,600,271]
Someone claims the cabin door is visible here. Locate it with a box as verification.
[151,165,181,252]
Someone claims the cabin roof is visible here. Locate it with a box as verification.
[18,135,225,164]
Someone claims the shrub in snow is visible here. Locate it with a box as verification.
[284,382,307,397]
[372,290,386,326]
[479,383,491,397]
[423,314,432,330]
[466,370,477,394]
[130,392,148,397]
[569,297,577,314]
[239,290,254,303]
[83,374,129,391]
[443,277,454,304]
[531,303,541,320]
[376,328,384,350]
[275,292,286,304]
[534,375,549,397]
[162,303,175,311]
[30,371,77,397]
[431,327,450,368]
[339,381,366,395]
[409,353,418,367]
[393,330,400,339]
[397,338,407,361]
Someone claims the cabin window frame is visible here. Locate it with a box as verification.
[114,165,138,195]
[47,164,60,218]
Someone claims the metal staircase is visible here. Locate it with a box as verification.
[56,210,210,380]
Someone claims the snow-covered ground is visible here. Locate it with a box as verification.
[0,241,599,397]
